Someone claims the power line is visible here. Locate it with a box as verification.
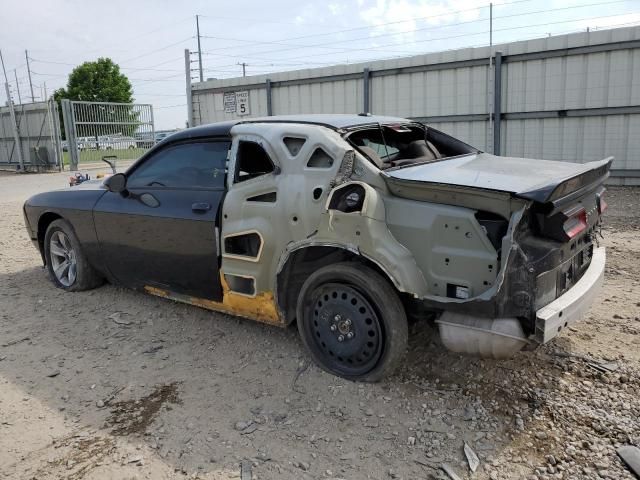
[200,0,629,61]
[124,57,185,72]
[155,103,187,109]
[231,9,636,65]
[119,37,194,64]
[30,70,68,78]
[28,17,194,58]
[133,92,186,97]
[197,0,535,48]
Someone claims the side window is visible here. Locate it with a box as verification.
[235,141,275,183]
[127,141,229,189]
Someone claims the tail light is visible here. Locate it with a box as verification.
[563,207,587,240]
[596,189,608,214]
[537,204,588,242]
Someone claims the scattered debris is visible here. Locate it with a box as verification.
[234,420,252,431]
[441,463,463,480]
[46,370,61,378]
[2,336,30,347]
[241,459,252,480]
[96,387,125,409]
[617,446,640,478]
[124,454,143,465]
[291,359,310,394]
[588,360,620,373]
[109,312,131,325]
[240,424,258,435]
[464,442,480,472]
[142,344,164,354]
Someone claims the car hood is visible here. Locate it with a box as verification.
[382,153,613,203]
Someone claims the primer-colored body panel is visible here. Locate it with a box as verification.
[221,123,356,313]
[383,196,498,298]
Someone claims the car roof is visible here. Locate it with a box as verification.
[167,114,414,142]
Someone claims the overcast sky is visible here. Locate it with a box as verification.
[1,0,639,129]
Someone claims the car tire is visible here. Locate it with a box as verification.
[296,262,408,382]
[44,219,103,291]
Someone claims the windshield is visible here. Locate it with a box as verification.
[347,124,478,170]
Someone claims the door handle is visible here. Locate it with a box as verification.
[192,202,211,212]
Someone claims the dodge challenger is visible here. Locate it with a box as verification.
[23,114,610,381]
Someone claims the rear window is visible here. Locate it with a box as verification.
[348,124,477,170]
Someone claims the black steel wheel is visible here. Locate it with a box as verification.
[297,262,408,382]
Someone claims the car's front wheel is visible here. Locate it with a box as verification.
[44,219,103,291]
[296,262,408,382]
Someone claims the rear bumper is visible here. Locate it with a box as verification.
[534,246,605,343]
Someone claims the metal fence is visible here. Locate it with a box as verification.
[189,25,640,185]
[0,98,62,171]
[61,100,155,170]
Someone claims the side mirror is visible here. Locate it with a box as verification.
[104,173,127,194]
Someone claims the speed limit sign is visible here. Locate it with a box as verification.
[236,91,250,116]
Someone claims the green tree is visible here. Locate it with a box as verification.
[54,58,135,139]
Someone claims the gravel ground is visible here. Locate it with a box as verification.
[0,170,638,480]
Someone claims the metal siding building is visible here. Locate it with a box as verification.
[190,26,640,183]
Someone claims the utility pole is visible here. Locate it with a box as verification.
[196,15,203,82]
[43,81,47,100]
[0,48,8,85]
[239,62,247,77]
[184,49,193,127]
[489,2,493,47]
[0,48,24,169]
[487,2,494,154]
[13,69,22,105]
[25,50,35,102]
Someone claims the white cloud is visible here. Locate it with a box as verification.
[357,0,484,45]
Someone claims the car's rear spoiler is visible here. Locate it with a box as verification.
[516,157,613,204]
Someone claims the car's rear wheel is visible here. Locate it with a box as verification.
[296,262,408,382]
[44,219,103,291]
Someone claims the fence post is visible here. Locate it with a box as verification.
[149,105,156,152]
[184,48,193,127]
[4,82,24,170]
[266,78,273,116]
[51,100,64,171]
[493,51,503,156]
[61,99,79,171]
[363,68,371,113]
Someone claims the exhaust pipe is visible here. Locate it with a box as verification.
[435,312,529,359]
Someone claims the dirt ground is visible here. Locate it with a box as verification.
[0,169,638,480]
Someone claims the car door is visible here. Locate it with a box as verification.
[93,138,230,300]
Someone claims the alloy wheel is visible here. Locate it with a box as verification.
[49,231,77,287]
